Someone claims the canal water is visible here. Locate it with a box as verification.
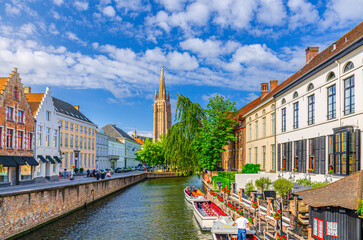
[19,176,212,240]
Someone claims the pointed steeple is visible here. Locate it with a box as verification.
[168,91,170,102]
[158,66,166,100]
[154,89,157,101]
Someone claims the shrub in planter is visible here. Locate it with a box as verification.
[356,200,363,217]
[80,168,84,173]
[295,178,312,187]
[273,178,293,200]
[241,164,260,174]
[311,181,329,189]
[308,168,315,173]
[245,182,255,195]
[74,168,79,173]
[255,177,271,198]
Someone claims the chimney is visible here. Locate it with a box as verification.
[305,47,319,64]
[73,105,80,111]
[112,124,116,127]
[23,86,31,94]
[270,80,278,91]
[261,83,269,98]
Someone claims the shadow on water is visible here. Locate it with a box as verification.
[18,176,212,240]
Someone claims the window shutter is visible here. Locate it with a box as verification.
[356,130,361,171]
[277,144,281,171]
[320,136,326,174]
[288,142,292,171]
[315,138,320,173]
[302,139,307,173]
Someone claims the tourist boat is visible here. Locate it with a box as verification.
[211,216,259,240]
[193,200,228,230]
[184,187,205,203]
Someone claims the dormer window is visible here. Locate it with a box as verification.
[307,83,314,91]
[327,72,335,81]
[344,61,354,73]
[293,92,298,98]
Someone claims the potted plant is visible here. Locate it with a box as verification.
[276,234,287,240]
[80,168,84,173]
[273,210,285,220]
[356,200,363,218]
[281,167,286,171]
[308,168,315,173]
[248,217,254,224]
[293,168,298,172]
[328,169,334,174]
[251,201,258,209]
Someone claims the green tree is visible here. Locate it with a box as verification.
[273,178,293,208]
[255,177,272,199]
[164,95,204,175]
[245,182,255,195]
[193,94,237,171]
[135,138,164,170]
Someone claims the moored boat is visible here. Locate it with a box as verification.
[211,216,259,240]
[193,200,228,230]
[184,186,205,203]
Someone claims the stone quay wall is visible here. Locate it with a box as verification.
[0,173,179,240]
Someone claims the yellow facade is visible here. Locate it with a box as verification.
[245,98,276,172]
[59,120,97,171]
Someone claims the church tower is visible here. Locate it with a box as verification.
[153,67,172,142]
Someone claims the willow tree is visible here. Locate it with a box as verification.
[164,94,204,175]
[193,94,237,171]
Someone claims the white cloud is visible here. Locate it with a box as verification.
[49,23,59,35]
[5,3,21,15]
[114,0,151,13]
[156,0,188,11]
[202,93,225,102]
[287,0,319,30]
[74,1,89,11]
[180,38,240,58]
[256,0,287,26]
[167,51,199,70]
[65,32,87,46]
[102,6,116,17]
[18,23,37,37]
[53,0,64,6]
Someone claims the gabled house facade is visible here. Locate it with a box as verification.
[274,22,363,180]
[0,68,38,186]
[96,129,109,170]
[25,87,61,182]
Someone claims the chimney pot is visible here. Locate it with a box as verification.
[261,83,269,98]
[305,47,319,64]
[23,86,31,94]
[73,105,80,111]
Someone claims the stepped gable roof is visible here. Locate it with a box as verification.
[274,21,363,98]
[102,124,139,144]
[0,77,9,93]
[52,97,93,124]
[299,170,363,210]
[25,93,45,117]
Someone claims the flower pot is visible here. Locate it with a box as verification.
[274,216,282,221]
[251,204,258,209]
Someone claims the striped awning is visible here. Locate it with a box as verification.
[12,156,26,165]
[54,156,62,163]
[23,157,39,166]
[46,155,56,164]
[0,156,17,167]
[37,155,47,163]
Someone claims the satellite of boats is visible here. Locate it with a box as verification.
[184,186,260,240]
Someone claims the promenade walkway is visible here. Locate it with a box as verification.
[0,171,143,196]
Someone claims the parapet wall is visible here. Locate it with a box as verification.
[0,173,148,240]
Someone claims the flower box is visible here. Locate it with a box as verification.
[251,201,258,209]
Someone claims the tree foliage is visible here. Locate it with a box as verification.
[245,182,255,195]
[255,177,271,192]
[273,178,293,199]
[241,164,261,173]
[135,137,164,166]
[193,94,237,171]
[164,95,204,175]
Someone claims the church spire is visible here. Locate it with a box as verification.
[158,66,166,100]
[154,89,157,100]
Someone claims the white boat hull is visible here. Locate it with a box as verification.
[192,200,225,231]
[184,188,206,203]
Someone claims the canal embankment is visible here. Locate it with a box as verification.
[0,172,180,240]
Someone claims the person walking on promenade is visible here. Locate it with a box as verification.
[106,171,111,179]
[233,214,250,240]
[92,169,96,177]
[86,169,90,178]
[96,171,100,180]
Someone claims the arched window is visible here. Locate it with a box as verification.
[249,117,252,122]
[271,104,275,110]
[262,109,266,115]
[327,71,335,81]
[307,83,314,91]
[293,92,298,98]
[255,113,258,119]
[281,98,286,104]
[344,61,354,73]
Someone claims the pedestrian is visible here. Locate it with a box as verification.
[87,169,90,178]
[96,171,100,180]
[106,171,111,179]
[232,214,251,240]
[92,169,96,177]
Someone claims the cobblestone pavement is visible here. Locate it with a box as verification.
[0,171,146,196]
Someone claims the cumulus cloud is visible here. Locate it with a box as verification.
[167,51,199,70]
[5,3,21,15]
[287,0,319,30]
[53,0,64,6]
[102,6,116,17]
[256,0,287,26]
[65,32,87,46]
[74,1,89,11]
[180,38,240,58]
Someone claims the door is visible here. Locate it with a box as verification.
[15,166,20,185]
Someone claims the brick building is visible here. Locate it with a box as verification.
[0,68,38,186]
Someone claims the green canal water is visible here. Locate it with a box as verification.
[19,176,212,240]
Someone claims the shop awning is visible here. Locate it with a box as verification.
[54,156,62,163]
[37,155,47,163]
[12,156,26,165]
[0,156,17,167]
[46,155,56,164]
[23,157,39,166]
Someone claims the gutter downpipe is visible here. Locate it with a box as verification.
[33,119,37,179]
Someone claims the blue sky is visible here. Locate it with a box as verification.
[0,0,362,137]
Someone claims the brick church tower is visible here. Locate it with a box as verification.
[153,67,172,142]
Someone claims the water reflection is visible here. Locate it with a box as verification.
[19,176,212,240]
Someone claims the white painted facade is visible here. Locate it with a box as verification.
[33,87,60,182]
[275,44,363,179]
[96,130,109,170]
[108,137,125,169]
[124,139,141,167]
